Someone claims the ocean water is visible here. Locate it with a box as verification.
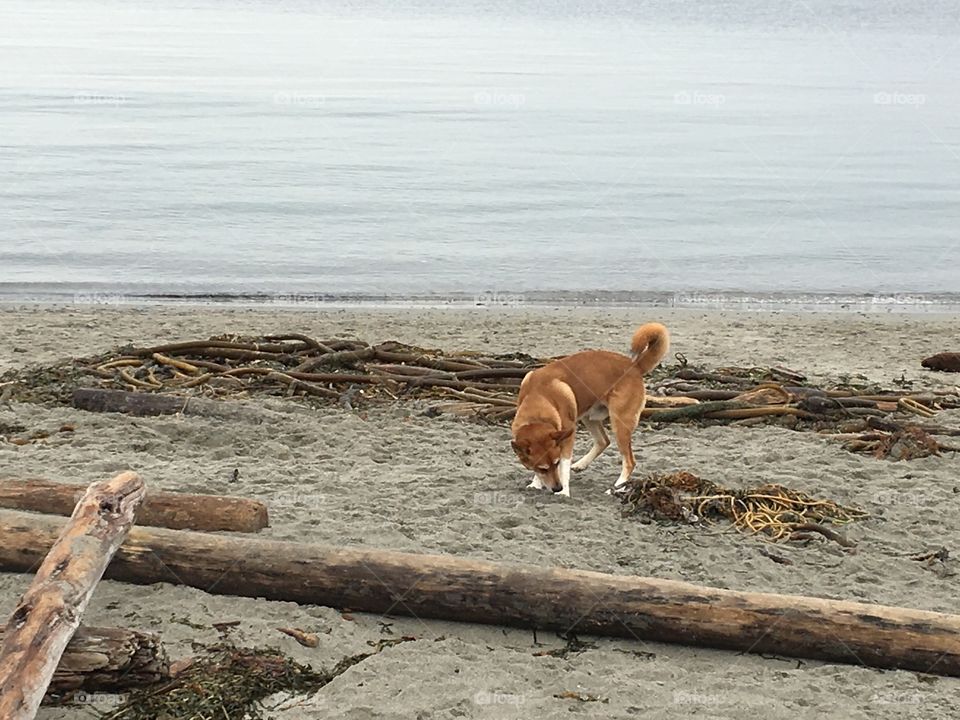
[1,0,959,305]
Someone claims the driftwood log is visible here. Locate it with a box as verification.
[922,353,960,373]
[0,472,145,720]
[0,478,268,533]
[1,510,959,678]
[0,626,169,694]
[72,387,273,421]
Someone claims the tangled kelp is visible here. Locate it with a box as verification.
[94,636,417,720]
[3,334,959,458]
[619,471,868,545]
[94,645,330,720]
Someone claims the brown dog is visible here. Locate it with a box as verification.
[510,323,669,497]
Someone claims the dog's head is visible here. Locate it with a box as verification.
[511,424,573,493]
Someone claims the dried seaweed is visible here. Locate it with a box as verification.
[619,471,868,545]
[95,635,416,720]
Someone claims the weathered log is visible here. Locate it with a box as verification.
[453,367,530,380]
[2,509,960,677]
[72,387,271,422]
[0,626,169,694]
[0,472,145,720]
[643,400,751,421]
[0,478,268,533]
[922,352,960,373]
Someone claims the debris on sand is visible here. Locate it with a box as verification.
[619,471,868,546]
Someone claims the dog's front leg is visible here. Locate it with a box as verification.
[558,457,572,497]
[526,475,544,490]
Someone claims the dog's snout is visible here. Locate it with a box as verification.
[551,485,563,493]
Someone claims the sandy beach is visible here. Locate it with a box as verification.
[1,303,959,719]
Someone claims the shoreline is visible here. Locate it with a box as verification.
[1,290,959,315]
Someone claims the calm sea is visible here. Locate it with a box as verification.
[1,0,959,308]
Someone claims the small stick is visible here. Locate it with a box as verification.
[264,372,340,399]
[177,373,214,389]
[263,334,334,353]
[97,358,142,371]
[899,397,937,418]
[789,523,856,548]
[119,368,161,390]
[438,388,517,406]
[152,353,201,374]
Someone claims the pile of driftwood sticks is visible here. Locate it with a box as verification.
[3,334,960,460]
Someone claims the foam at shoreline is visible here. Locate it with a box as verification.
[1,285,958,313]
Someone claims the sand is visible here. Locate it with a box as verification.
[1,304,958,720]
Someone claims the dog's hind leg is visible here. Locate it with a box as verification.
[572,419,609,472]
[608,395,643,489]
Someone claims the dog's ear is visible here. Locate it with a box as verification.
[510,439,523,454]
[551,428,574,443]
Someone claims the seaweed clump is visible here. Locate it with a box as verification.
[97,644,350,720]
[619,471,868,545]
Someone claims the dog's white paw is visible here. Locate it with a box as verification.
[557,489,571,498]
[571,462,588,473]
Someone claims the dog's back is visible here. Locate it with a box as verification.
[519,350,637,417]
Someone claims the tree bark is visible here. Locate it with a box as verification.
[0,472,145,720]
[2,508,960,678]
[0,626,168,694]
[0,478,268,533]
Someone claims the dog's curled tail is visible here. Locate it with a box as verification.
[630,322,670,375]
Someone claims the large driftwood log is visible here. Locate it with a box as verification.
[0,626,169,694]
[0,478,268,533]
[1,509,960,678]
[0,473,145,720]
[72,387,273,421]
